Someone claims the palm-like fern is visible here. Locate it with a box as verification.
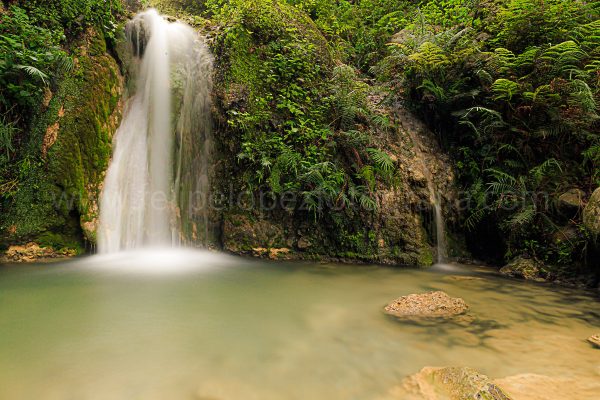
[15,65,49,86]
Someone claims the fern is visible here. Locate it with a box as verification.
[529,158,562,184]
[487,48,516,75]
[366,148,394,172]
[56,55,75,75]
[15,65,49,86]
[568,79,597,114]
[570,19,600,53]
[418,79,447,101]
[492,78,520,101]
[504,205,536,229]
[541,41,587,78]
[408,42,450,70]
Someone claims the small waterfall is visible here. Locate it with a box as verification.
[398,110,447,264]
[433,194,447,264]
[98,9,213,253]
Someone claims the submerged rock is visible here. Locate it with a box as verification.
[499,256,546,282]
[384,291,468,319]
[587,334,600,348]
[583,187,600,237]
[396,366,511,400]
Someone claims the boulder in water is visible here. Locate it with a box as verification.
[396,366,512,400]
[384,291,468,319]
[500,256,546,282]
[587,334,600,348]
[583,187,600,237]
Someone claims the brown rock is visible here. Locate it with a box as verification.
[500,256,546,282]
[384,291,468,319]
[587,334,600,348]
[268,247,290,260]
[583,187,600,237]
[1,242,75,263]
[393,366,511,400]
[42,121,60,158]
[297,237,311,250]
[557,188,585,214]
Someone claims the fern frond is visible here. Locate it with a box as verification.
[366,148,394,172]
[15,65,49,86]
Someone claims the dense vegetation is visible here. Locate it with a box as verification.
[1,0,598,274]
[200,0,599,270]
[0,0,124,250]
[371,0,599,269]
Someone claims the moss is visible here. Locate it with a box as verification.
[38,231,84,254]
[210,0,334,150]
[416,248,434,267]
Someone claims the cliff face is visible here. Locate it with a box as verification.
[202,0,462,265]
[0,29,123,252]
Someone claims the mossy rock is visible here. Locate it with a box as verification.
[400,366,512,400]
[0,29,123,250]
[212,0,333,118]
[500,256,547,282]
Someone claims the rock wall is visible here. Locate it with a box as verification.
[0,29,123,252]
[203,0,462,266]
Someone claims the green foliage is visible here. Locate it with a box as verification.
[209,0,397,216]
[0,1,123,158]
[0,2,123,248]
[377,0,600,267]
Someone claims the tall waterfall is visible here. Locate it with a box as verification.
[98,9,213,253]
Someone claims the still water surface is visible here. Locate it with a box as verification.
[1,250,599,399]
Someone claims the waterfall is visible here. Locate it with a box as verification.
[433,194,447,264]
[398,109,447,264]
[98,9,213,253]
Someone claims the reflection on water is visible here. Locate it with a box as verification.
[0,250,599,399]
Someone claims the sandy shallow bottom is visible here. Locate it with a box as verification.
[0,250,598,399]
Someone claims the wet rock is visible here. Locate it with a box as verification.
[223,213,287,254]
[587,334,600,348]
[557,188,585,215]
[397,366,511,400]
[126,15,151,57]
[384,291,468,319]
[583,187,600,237]
[499,256,546,282]
[251,247,292,260]
[1,243,75,263]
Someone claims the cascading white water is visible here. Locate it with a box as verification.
[98,9,213,253]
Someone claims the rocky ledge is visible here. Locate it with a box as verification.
[384,291,468,319]
[0,243,75,263]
